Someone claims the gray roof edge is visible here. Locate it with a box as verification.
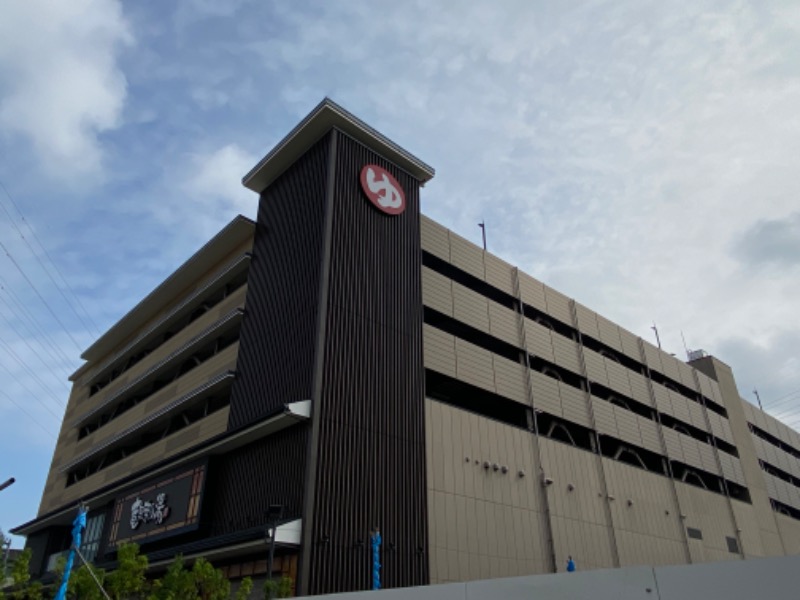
[242,97,435,193]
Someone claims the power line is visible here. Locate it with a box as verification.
[764,388,800,409]
[0,389,57,439]
[0,296,72,383]
[0,279,75,366]
[769,396,800,412]
[0,335,66,408]
[0,179,102,337]
[0,360,62,421]
[0,240,83,353]
[0,303,71,386]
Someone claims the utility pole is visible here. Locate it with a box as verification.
[265,504,284,588]
[478,221,487,251]
[651,323,661,350]
[754,389,763,411]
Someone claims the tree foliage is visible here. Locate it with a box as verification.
[233,578,252,600]
[105,543,149,600]
[263,576,292,600]
[2,542,291,599]
[0,548,42,600]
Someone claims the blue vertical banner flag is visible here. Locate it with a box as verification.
[54,507,87,600]
[371,529,382,590]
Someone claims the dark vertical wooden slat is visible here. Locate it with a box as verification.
[307,131,428,594]
[207,426,309,536]
[227,134,331,429]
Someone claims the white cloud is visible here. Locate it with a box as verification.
[0,0,132,179]
[152,143,259,239]
[235,1,800,405]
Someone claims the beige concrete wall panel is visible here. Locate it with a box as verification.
[651,382,674,416]
[56,407,229,509]
[675,482,738,555]
[618,328,642,362]
[426,399,542,511]
[730,500,766,557]
[697,443,719,474]
[452,282,490,333]
[776,513,800,555]
[637,416,663,455]
[668,391,692,425]
[659,354,682,385]
[559,384,591,428]
[641,340,664,373]
[678,435,705,473]
[421,266,454,316]
[574,303,601,340]
[613,405,643,447]
[604,359,633,398]
[426,399,554,580]
[696,371,716,401]
[750,436,768,463]
[596,314,624,353]
[685,400,708,431]
[492,356,527,404]
[717,416,734,443]
[583,348,609,387]
[708,380,725,408]
[550,517,616,571]
[661,428,684,461]
[455,339,495,393]
[525,320,555,362]
[539,438,609,526]
[518,272,547,313]
[530,370,562,417]
[703,410,725,439]
[627,371,653,407]
[543,286,573,326]
[677,360,698,391]
[603,459,686,543]
[615,530,687,567]
[81,287,246,416]
[483,254,515,296]
[729,457,746,486]
[591,400,618,438]
[449,232,485,281]
[420,215,451,261]
[488,303,520,347]
[551,336,581,374]
[68,344,238,462]
[423,324,457,377]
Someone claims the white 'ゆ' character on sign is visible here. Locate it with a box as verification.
[365,167,403,209]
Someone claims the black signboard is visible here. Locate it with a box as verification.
[108,463,206,547]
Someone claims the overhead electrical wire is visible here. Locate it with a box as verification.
[0,303,71,386]
[0,335,66,408]
[0,278,74,367]
[0,359,62,421]
[0,389,57,439]
[0,180,102,337]
[765,388,800,410]
[0,240,83,353]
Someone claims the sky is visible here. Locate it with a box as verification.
[1,0,799,547]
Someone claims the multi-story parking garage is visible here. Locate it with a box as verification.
[12,99,800,596]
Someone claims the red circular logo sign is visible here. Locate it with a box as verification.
[360,164,405,215]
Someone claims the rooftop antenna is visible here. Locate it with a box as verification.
[680,331,690,360]
[651,323,661,350]
[478,221,487,251]
[753,389,763,412]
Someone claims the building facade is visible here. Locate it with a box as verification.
[13,99,800,595]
